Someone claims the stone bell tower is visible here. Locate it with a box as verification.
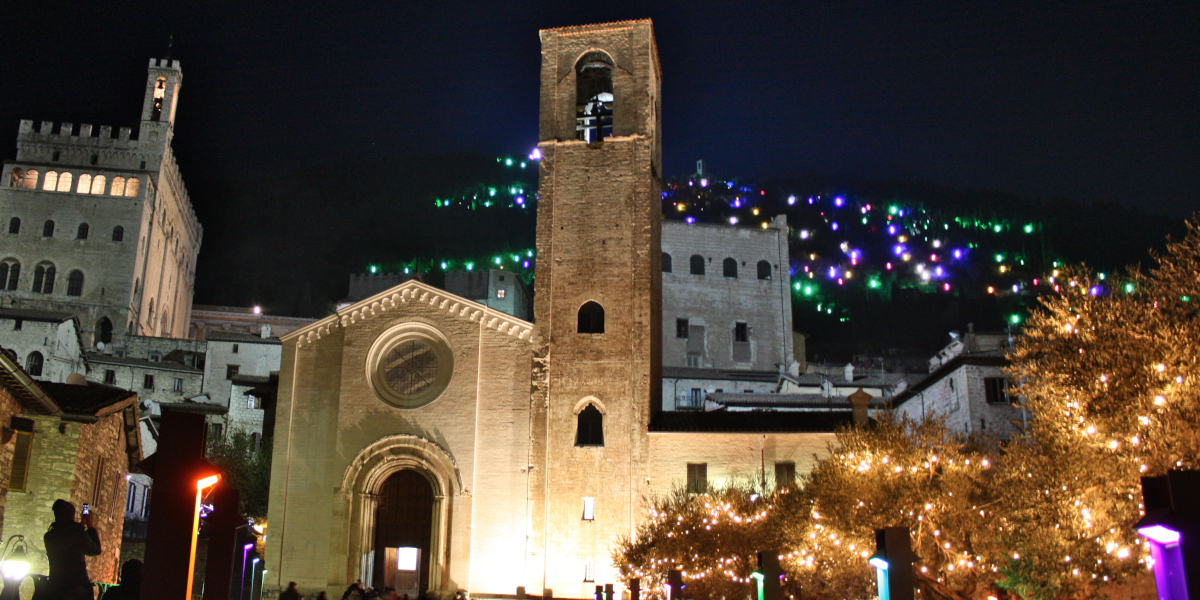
[528,19,662,598]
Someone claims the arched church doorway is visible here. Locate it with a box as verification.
[372,469,434,596]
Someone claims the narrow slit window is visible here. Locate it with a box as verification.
[662,252,672,273]
[582,497,595,521]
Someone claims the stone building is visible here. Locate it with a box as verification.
[265,21,849,600]
[891,329,1025,438]
[0,58,202,345]
[0,308,88,383]
[659,216,797,410]
[200,330,281,440]
[189,304,316,341]
[0,346,142,589]
[348,269,532,321]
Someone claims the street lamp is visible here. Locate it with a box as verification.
[187,474,220,600]
[1136,472,1200,600]
[0,535,30,600]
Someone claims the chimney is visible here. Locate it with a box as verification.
[849,389,871,426]
[844,363,855,382]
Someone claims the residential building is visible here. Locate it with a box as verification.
[0,308,88,383]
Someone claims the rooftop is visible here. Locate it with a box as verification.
[203,330,282,345]
[39,381,135,417]
[662,367,780,382]
[86,352,201,373]
[650,410,854,433]
[0,308,75,323]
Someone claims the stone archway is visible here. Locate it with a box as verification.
[341,435,462,595]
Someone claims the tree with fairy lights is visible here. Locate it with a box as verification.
[997,216,1200,598]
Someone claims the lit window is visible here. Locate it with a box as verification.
[497,289,506,299]
[582,497,595,521]
[583,559,595,583]
[173,378,183,392]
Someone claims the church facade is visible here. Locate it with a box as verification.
[266,21,845,599]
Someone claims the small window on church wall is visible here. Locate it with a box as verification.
[110,176,125,196]
[43,171,58,191]
[757,260,772,280]
[582,497,595,520]
[56,172,72,193]
[690,254,705,275]
[577,301,604,334]
[26,352,43,377]
[22,170,37,190]
[43,220,54,237]
[152,77,166,121]
[67,271,84,296]
[575,52,614,143]
[91,175,106,195]
[723,257,738,278]
[77,173,92,194]
[125,178,140,197]
[662,252,672,273]
[8,218,19,234]
[575,404,604,446]
[112,226,124,242]
[77,223,89,240]
[9,168,23,188]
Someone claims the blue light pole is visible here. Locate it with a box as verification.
[869,527,914,600]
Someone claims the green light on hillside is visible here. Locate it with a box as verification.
[995,254,1004,263]
[465,262,474,271]
[1010,314,1021,325]
[1125,283,1135,294]
[1024,224,1034,234]
[869,279,880,289]
[494,257,502,265]
[1182,296,1192,303]
[804,285,814,296]
[370,265,377,274]
[889,206,899,215]
[994,224,1003,233]
[440,262,448,270]
[505,158,513,166]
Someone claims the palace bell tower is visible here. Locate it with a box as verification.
[529,19,662,598]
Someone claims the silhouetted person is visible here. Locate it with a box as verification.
[99,559,143,599]
[316,593,328,600]
[280,581,302,600]
[41,499,101,600]
[342,581,365,600]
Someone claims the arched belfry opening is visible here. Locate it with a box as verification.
[372,470,435,597]
[575,52,614,143]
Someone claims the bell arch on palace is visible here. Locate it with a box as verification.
[340,434,463,596]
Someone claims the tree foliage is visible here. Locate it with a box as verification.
[206,431,272,520]
[617,217,1200,600]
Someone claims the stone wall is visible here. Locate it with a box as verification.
[894,363,1024,437]
[0,384,26,539]
[5,416,81,576]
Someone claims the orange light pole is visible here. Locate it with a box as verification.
[187,474,219,600]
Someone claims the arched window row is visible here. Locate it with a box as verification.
[0,260,85,297]
[8,168,138,196]
[0,260,20,291]
[669,253,775,280]
[7,217,125,243]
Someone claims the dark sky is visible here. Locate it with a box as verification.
[3,0,1198,218]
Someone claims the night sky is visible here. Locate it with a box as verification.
[3,1,1197,310]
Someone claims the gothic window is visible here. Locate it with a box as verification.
[67,270,84,296]
[91,175,106,195]
[578,301,605,334]
[112,226,124,242]
[575,404,604,446]
[8,218,19,234]
[25,352,43,376]
[662,252,672,273]
[723,257,738,278]
[690,254,705,275]
[56,172,72,192]
[9,168,23,188]
[575,52,614,143]
[125,178,140,197]
[96,317,113,344]
[77,173,92,194]
[43,220,54,237]
[22,170,37,190]
[77,223,89,240]
[757,260,772,280]
[152,77,166,121]
[32,264,55,294]
[43,171,58,191]
[0,260,18,290]
[110,176,125,196]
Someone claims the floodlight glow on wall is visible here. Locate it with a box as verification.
[187,474,220,600]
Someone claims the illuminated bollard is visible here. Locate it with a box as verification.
[750,551,783,600]
[628,578,640,600]
[869,527,914,600]
[605,583,614,600]
[1137,471,1200,600]
[666,570,684,600]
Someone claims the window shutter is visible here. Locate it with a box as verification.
[9,432,33,492]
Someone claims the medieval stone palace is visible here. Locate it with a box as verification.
[266,20,846,599]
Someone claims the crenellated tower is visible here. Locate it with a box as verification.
[529,19,662,598]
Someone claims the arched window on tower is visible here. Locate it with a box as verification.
[22,170,37,190]
[76,223,89,240]
[56,172,72,193]
[125,178,140,197]
[67,270,84,296]
[575,404,604,446]
[96,317,113,345]
[757,260,772,280]
[32,263,55,294]
[91,175,106,195]
[152,77,167,121]
[26,352,43,376]
[42,221,54,237]
[9,168,23,188]
[723,257,738,278]
[0,260,18,290]
[8,218,19,234]
[662,253,672,273]
[112,226,124,242]
[77,174,92,194]
[42,171,58,191]
[110,176,125,196]
[575,52,614,143]
[578,301,605,334]
[690,255,705,275]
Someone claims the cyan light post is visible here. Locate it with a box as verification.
[869,527,914,600]
[1137,471,1200,600]
[750,551,782,600]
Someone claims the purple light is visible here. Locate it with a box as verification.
[729,216,739,225]
[528,148,542,160]
[1139,525,1181,545]
[893,244,905,256]
[831,222,839,231]
[515,196,524,205]
[244,543,256,550]
[1090,286,1101,296]
[953,249,963,260]
[888,225,897,235]
[522,260,530,268]
[808,197,815,205]
[828,267,838,278]
[700,178,708,187]
[935,266,944,277]
[685,216,696,224]
[787,196,796,205]
[834,196,844,207]
[733,199,742,208]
